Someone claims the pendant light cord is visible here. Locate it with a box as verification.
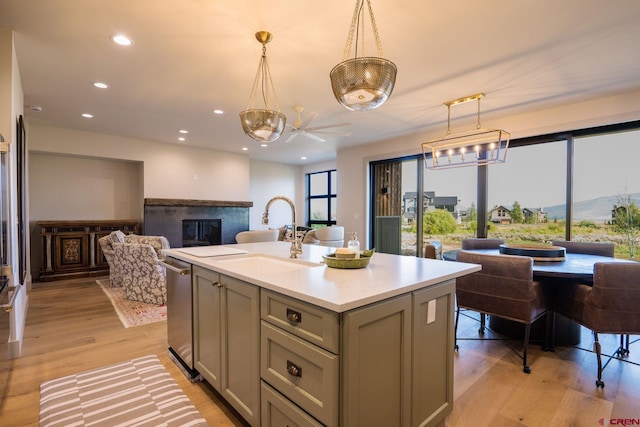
[342,0,385,61]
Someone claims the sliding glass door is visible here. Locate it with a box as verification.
[371,157,477,256]
[422,164,477,253]
[370,121,640,260]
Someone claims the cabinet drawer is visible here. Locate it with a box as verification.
[261,321,338,426]
[261,381,324,427]
[261,289,339,353]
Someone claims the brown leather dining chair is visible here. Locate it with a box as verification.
[553,262,640,388]
[460,238,505,332]
[551,240,615,258]
[455,251,551,373]
[423,244,437,259]
[551,239,621,350]
[461,238,505,250]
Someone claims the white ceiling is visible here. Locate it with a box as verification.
[2,0,640,165]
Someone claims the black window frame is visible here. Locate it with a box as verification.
[306,169,337,228]
[369,119,640,254]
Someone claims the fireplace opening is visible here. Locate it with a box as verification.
[182,219,222,247]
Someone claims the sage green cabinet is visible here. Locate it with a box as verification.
[193,266,260,426]
[411,283,455,426]
[260,278,455,427]
[341,293,412,426]
[261,376,325,427]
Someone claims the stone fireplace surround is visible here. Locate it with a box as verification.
[143,199,252,248]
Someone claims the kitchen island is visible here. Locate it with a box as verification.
[164,241,480,427]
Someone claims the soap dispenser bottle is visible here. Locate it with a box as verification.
[348,232,360,258]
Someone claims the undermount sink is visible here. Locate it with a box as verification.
[213,254,321,275]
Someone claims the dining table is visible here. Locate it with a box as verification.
[443,248,637,345]
[442,248,634,283]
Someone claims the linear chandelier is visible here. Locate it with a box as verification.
[329,0,397,111]
[239,31,286,143]
[422,93,510,170]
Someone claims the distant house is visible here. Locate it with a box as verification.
[433,196,459,213]
[523,207,547,223]
[490,205,512,224]
[402,191,459,221]
[611,205,625,223]
[609,204,640,226]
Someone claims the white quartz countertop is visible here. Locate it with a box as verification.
[163,242,480,312]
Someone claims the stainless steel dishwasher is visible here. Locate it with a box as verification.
[161,256,198,379]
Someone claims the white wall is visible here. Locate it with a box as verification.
[28,124,251,201]
[28,154,144,278]
[247,159,338,232]
[301,160,336,176]
[336,89,640,248]
[246,159,345,236]
[0,29,27,356]
[26,124,255,282]
[29,154,143,222]
[249,160,300,230]
[26,124,338,249]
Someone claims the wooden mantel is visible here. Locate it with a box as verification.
[144,198,253,208]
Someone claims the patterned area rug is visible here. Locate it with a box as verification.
[97,279,166,328]
[40,355,207,426]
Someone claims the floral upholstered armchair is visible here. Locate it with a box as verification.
[98,231,170,305]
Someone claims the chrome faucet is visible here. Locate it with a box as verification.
[262,196,302,258]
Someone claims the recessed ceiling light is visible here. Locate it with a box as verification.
[301,156,307,160]
[178,137,186,141]
[213,109,224,115]
[111,34,133,46]
[179,129,188,134]
[93,82,109,89]
[242,147,248,151]
[81,113,93,118]
[260,144,268,148]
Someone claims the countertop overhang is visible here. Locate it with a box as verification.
[164,242,480,312]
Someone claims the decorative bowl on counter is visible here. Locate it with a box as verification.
[322,248,375,269]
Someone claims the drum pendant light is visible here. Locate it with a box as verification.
[239,31,286,142]
[330,0,397,111]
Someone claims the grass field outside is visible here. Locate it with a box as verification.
[402,220,637,260]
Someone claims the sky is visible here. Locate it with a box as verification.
[402,129,640,212]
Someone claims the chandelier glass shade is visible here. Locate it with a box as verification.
[330,57,397,111]
[239,31,286,142]
[240,109,286,142]
[330,0,397,111]
[422,93,510,170]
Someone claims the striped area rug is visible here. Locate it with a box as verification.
[40,355,208,427]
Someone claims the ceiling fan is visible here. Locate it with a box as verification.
[284,106,351,143]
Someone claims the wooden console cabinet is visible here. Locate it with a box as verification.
[38,220,140,282]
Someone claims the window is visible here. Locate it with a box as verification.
[369,158,476,257]
[370,120,640,259]
[306,170,337,228]
[488,140,567,244]
[421,163,476,254]
[573,129,640,259]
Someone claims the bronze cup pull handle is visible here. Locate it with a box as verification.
[287,360,302,377]
[286,308,302,323]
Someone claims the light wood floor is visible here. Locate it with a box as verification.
[450,311,640,426]
[1,277,638,426]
